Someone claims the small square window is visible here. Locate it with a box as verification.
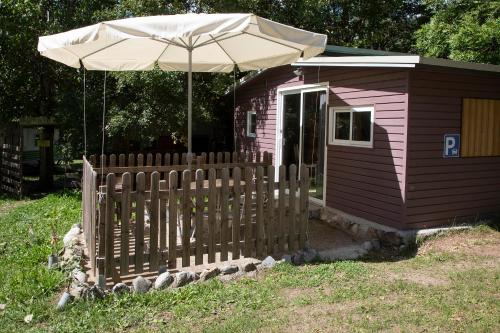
[247,111,257,137]
[329,106,373,147]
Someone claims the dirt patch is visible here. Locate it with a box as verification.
[0,200,27,215]
[271,300,359,333]
[418,229,500,258]
[386,271,449,287]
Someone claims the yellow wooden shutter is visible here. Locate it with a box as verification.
[462,98,500,157]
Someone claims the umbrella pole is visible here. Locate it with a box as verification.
[188,37,193,159]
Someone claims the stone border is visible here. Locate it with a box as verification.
[55,224,289,310]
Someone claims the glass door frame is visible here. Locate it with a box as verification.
[275,83,329,206]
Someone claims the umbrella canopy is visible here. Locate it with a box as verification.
[38,13,327,153]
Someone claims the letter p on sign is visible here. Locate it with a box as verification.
[443,134,460,158]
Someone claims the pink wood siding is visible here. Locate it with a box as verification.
[235,65,303,163]
[406,68,500,228]
[236,66,410,229]
[324,68,409,228]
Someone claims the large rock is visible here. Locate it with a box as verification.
[154,272,174,290]
[83,285,105,300]
[291,252,305,266]
[302,248,318,263]
[72,269,87,285]
[200,267,220,281]
[69,285,86,299]
[242,262,257,272]
[219,270,245,282]
[112,283,130,295]
[132,276,152,294]
[171,271,194,288]
[63,225,81,246]
[260,256,277,269]
[220,264,239,275]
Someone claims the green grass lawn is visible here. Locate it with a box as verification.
[0,193,498,332]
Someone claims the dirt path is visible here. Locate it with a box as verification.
[0,199,28,216]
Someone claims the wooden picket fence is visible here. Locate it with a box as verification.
[81,152,309,286]
[0,144,22,196]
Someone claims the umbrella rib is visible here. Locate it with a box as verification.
[80,39,128,60]
[209,34,237,65]
[242,31,302,52]
[155,43,170,65]
[192,35,201,48]
[156,37,186,49]
[193,32,242,49]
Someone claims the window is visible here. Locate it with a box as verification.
[247,111,257,137]
[462,98,500,157]
[329,106,374,147]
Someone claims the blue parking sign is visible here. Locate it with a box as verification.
[443,134,460,158]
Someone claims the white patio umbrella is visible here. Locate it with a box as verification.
[38,13,327,155]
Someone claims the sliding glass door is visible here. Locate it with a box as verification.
[280,87,327,202]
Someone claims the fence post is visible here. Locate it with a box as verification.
[220,168,230,261]
[120,172,131,275]
[195,169,204,265]
[97,185,106,288]
[278,165,286,253]
[135,172,145,273]
[90,170,97,277]
[149,171,160,271]
[109,154,116,167]
[168,171,178,269]
[159,180,167,271]
[266,165,275,255]
[232,167,241,259]
[208,168,216,263]
[181,170,191,267]
[104,173,116,281]
[299,165,309,249]
[288,164,297,252]
[244,166,253,257]
[118,154,125,167]
[255,166,264,257]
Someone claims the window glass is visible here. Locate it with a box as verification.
[249,113,257,134]
[247,111,257,136]
[334,112,350,140]
[352,111,371,142]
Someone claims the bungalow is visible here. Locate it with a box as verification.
[234,45,500,230]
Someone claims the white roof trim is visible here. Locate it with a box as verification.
[293,56,500,73]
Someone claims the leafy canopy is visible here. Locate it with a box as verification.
[415,0,500,64]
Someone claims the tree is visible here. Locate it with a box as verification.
[0,0,431,164]
[415,0,500,64]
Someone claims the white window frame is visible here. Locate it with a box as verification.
[329,106,374,148]
[246,110,257,138]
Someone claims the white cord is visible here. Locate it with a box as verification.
[233,67,236,151]
[100,71,107,186]
[83,69,87,156]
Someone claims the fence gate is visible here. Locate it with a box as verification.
[0,144,22,196]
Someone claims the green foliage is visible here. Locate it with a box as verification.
[415,0,500,64]
[0,0,496,158]
[0,195,498,332]
[0,193,81,331]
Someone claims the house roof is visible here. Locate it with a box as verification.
[229,45,500,93]
[294,55,500,72]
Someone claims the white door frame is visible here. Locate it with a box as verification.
[275,82,329,206]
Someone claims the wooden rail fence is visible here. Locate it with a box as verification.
[81,152,309,287]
